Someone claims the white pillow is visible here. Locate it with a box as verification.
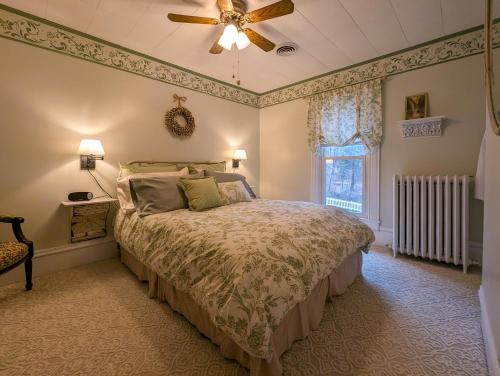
[117,167,189,213]
[217,180,252,205]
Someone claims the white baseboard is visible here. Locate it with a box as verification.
[0,236,118,287]
[479,286,500,376]
[370,227,483,264]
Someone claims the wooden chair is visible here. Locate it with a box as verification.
[0,215,34,290]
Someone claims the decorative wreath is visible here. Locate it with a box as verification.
[164,94,195,137]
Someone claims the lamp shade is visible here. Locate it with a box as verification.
[218,24,238,50]
[78,139,105,156]
[236,31,250,50]
[233,149,247,160]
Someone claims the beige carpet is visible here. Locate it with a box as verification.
[0,248,486,376]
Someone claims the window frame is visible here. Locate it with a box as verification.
[312,145,380,231]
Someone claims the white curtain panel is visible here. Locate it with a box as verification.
[307,79,382,154]
[474,133,486,200]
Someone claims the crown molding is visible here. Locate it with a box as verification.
[0,4,498,109]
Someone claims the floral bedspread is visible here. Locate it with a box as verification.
[114,199,374,360]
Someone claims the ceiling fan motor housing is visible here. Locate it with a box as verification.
[221,0,247,26]
[231,0,248,15]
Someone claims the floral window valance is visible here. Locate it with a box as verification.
[307,79,382,154]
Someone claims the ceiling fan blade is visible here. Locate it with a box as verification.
[217,0,233,12]
[245,0,294,23]
[209,31,224,54]
[167,13,219,25]
[243,29,275,52]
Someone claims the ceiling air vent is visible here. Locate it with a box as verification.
[276,43,298,56]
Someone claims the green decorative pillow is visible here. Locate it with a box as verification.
[179,177,223,211]
[119,162,178,176]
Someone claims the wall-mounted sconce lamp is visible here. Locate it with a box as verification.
[232,149,247,169]
[78,139,105,170]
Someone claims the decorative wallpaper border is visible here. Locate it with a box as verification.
[0,4,498,109]
[0,5,260,108]
[259,24,500,108]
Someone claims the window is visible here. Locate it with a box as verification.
[321,144,367,216]
[314,143,380,229]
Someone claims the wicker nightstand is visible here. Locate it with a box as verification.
[61,198,118,243]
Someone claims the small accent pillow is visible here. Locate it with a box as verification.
[204,170,256,198]
[116,167,189,213]
[218,181,252,205]
[130,176,189,217]
[178,176,223,211]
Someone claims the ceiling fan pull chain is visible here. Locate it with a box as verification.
[232,45,236,80]
[237,47,241,86]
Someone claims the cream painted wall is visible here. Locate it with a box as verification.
[260,54,485,243]
[0,38,260,249]
[260,99,311,202]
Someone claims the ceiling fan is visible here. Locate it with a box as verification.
[167,0,295,54]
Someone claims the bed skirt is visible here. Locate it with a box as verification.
[120,247,362,376]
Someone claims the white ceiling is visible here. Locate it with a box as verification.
[1,0,498,93]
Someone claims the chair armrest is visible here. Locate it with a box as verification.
[12,223,33,250]
[0,215,33,252]
[0,215,24,224]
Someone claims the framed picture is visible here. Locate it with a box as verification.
[405,93,428,120]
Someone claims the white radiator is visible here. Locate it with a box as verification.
[392,175,470,273]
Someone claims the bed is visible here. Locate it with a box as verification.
[114,161,374,375]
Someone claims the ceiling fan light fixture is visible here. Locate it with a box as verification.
[168,1,295,54]
[236,30,250,50]
[218,23,238,50]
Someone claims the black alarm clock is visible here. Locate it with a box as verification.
[68,192,93,202]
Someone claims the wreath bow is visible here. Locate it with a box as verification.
[173,94,187,107]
